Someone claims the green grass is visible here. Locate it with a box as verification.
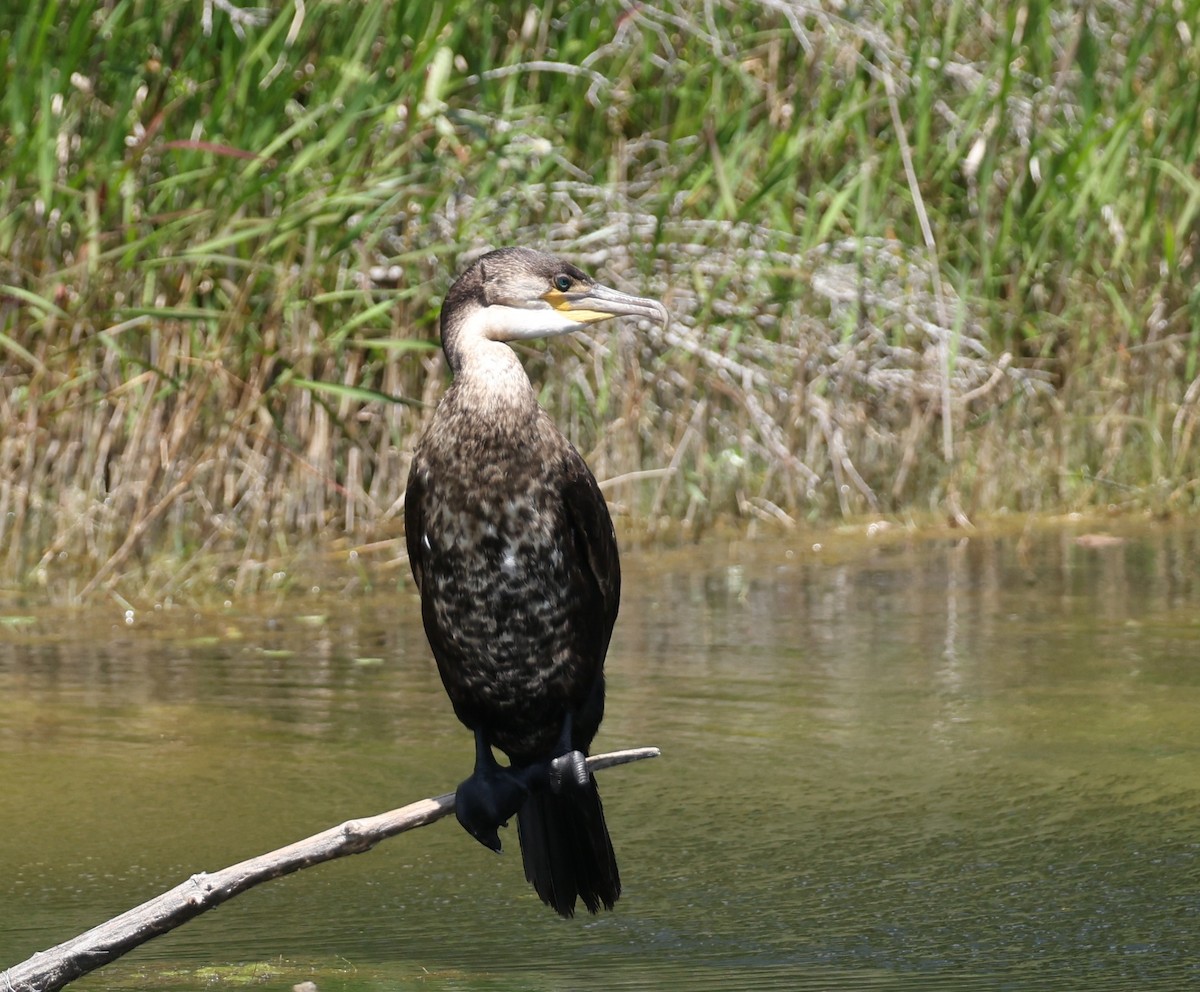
[2,0,1200,600]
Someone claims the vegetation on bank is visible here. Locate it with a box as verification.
[2,0,1199,600]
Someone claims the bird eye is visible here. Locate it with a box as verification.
[553,274,572,292]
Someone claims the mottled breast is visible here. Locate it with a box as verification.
[409,399,604,757]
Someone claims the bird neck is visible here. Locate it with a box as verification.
[447,336,539,416]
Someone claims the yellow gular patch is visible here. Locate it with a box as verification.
[542,290,608,323]
[561,309,611,323]
[543,289,572,311]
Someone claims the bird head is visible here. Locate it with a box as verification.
[440,247,669,365]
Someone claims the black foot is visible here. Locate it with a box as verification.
[456,773,526,852]
[548,749,589,794]
[455,729,531,852]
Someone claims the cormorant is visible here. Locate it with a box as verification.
[404,247,668,916]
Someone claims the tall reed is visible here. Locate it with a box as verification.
[2,0,1198,600]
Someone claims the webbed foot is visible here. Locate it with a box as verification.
[548,748,589,794]
[455,728,532,852]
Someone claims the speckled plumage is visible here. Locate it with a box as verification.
[407,395,616,760]
[404,248,664,916]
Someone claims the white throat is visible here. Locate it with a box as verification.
[460,302,583,342]
[451,335,537,411]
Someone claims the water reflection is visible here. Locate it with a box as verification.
[2,521,1199,990]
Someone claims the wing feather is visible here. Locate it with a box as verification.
[404,459,427,591]
[560,450,621,653]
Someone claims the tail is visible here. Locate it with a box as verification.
[516,774,620,917]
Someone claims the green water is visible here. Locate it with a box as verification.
[2,523,1199,990]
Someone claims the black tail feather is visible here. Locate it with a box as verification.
[516,774,619,917]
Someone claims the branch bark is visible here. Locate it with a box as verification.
[1,746,660,992]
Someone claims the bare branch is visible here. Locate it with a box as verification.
[0,747,660,992]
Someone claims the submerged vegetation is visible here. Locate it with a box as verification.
[2,0,1199,599]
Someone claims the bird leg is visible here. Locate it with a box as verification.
[456,711,592,850]
[455,727,532,853]
[547,711,589,795]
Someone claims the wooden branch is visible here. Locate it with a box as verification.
[0,746,660,992]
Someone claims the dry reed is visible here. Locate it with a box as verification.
[2,0,1199,601]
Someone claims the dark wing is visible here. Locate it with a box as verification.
[560,448,621,655]
[403,458,427,590]
[404,455,463,704]
[403,454,476,727]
